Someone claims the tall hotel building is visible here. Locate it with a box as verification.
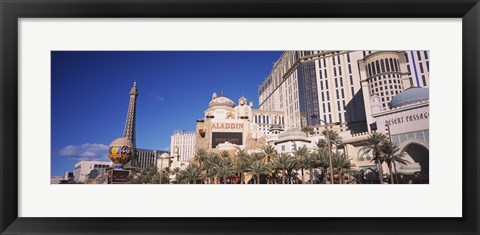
[170,130,196,162]
[258,51,429,133]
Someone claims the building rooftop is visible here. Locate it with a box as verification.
[389,87,429,109]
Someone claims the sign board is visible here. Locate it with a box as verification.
[108,169,130,184]
[211,132,243,148]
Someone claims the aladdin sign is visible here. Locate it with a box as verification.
[385,111,429,126]
[211,122,244,130]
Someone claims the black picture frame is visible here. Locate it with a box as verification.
[1,0,478,234]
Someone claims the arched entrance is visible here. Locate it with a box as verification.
[399,141,429,183]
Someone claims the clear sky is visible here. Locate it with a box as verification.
[51,51,283,176]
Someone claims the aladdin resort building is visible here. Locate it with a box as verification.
[258,51,430,181]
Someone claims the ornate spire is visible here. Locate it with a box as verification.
[123,81,138,147]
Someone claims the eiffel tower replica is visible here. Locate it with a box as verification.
[123,81,138,168]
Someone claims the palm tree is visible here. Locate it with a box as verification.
[315,139,328,150]
[293,145,309,184]
[217,157,233,184]
[234,159,250,184]
[311,148,330,183]
[302,126,315,137]
[360,132,388,184]
[172,167,181,184]
[183,164,202,184]
[204,152,220,184]
[233,150,251,184]
[162,167,172,184]
[332,152,355,184]
[219,150,230,159]
[261,145,278,184]
[248,160,269,184]
[193,148,209,171]
[273,153,291,184]
[381,142,410,184]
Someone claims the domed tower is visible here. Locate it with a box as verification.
[360,51,406,110]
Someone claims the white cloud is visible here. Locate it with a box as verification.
[59,143,109,161]
[148,93,165,102]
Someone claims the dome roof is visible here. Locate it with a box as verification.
[209,96,235,108]
[109,137,133,147]
[389,87,429,109]
[276,129,308,143]
[158,152,171,159]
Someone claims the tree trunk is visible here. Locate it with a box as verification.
[376,152,384,184]
[301,168,305,184]
[392,161,399,184]
[388,163,394,184]
[282,168,286,184]
[257,175,260,184]
[309,168,314,184]
[377,162,384,184]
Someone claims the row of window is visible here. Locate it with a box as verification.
[367,58,400,77]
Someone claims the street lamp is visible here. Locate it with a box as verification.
[311,114,340,184]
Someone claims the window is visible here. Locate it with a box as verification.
[334,67,337,77]
[381,59,385,73]
[348,64,352,74]
[319,70,323,79]
[333,56,336,65]
[337,55,341,64]
[417,51,422,60]
[321,92,325,101]
[376,60,380,74]
[424,51,429,59]
[320,81,323,90]
[325,80,329,89]
[386,59,390,72]
[339,66,342,76]
[407,64,411,74]
[326,92,330,101]
[422,75,427,86]
[328,103,331,112]
[350,75,353,85]
[351,87,355,96]
[389,58,394,72]
[340,78,343,87]
[420,62,424,73]
[323,59,326,67]
[323,103,326,112]
[336,90,339,99]
[335,78,338,88]
[372,62,376,74]
[409,77,414,86]
[337,101,341,111]
[368,64,372,76]
[405,54,409,63]
[324,69,328,78]
[347,53,351,62]
[426,61,430,72]
[395,59,399,71]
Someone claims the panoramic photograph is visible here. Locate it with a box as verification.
[51,51,430,184]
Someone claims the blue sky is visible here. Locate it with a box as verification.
[51,51,282,176]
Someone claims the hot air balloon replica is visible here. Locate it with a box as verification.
[108,137,134,169]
